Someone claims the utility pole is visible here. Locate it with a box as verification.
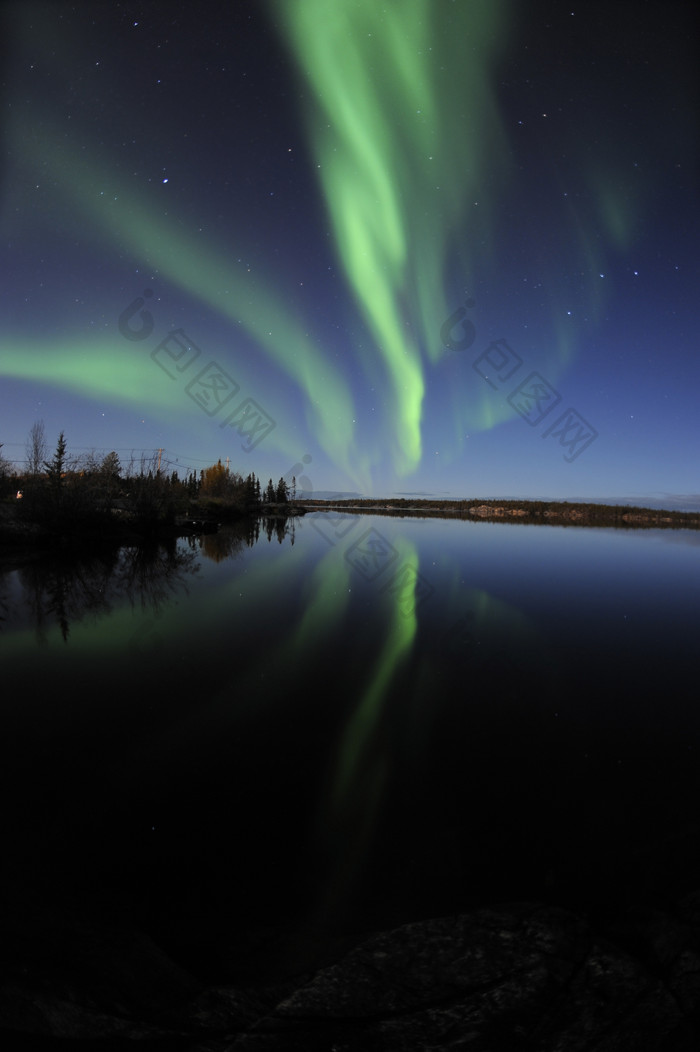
[157,448,162,473]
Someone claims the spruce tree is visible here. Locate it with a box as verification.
[44,431,67,488]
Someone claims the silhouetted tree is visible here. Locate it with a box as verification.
[26,420,47,476]
[245,472,260,505]
[101,450,122,480]
[44,431,67,488]
[0,443,12,496]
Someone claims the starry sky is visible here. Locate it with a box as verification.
[1,1,698,505]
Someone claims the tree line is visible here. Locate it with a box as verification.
[0,422,297,529]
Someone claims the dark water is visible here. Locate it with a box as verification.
[2,514,700,977]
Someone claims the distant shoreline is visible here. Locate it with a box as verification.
[297,497,700,529]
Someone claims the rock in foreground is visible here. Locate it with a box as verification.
[234,902,696,1050]
[3,900,700,1050]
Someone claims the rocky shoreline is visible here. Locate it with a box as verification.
[300,497,700,529]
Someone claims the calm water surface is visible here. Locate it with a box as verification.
[2,513,700,973]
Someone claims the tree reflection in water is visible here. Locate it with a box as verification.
[5,540,199,643]
[187,514,297,562]
[0,517,282,639]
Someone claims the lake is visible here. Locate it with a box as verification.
[2,512,700,978]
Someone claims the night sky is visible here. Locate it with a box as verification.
[1,1,698,505]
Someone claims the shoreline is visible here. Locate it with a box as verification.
[3,497,700,551]
[0,500,306,551]
[297,497,700,529]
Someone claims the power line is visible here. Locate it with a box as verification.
[2,440,250,480]
[1,443,232,464]
[1,442,165,453]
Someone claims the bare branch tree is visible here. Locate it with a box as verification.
[26,420,47,476]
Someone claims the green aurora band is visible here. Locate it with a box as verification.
[4,116,364,479]
[271,0,515,476]
[317,534,420,918]
[1,2,647,486]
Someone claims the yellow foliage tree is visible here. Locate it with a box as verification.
[200,459,229,497]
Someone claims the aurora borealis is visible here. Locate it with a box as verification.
[1,1,698,504]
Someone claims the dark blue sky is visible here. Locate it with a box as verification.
[1,1,698,505]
